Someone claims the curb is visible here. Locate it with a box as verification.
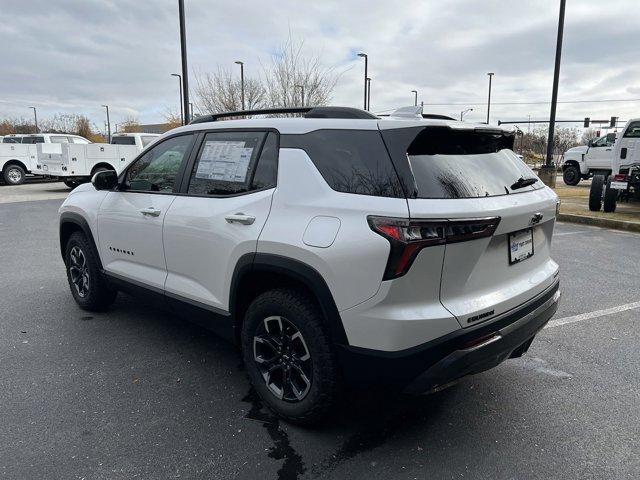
[557,213,640,233]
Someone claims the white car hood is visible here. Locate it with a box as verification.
[565,145,588,155]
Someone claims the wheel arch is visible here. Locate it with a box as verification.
[562,159,580,171]
[59,212,103,269]
[2,159,29,173]
[90,163,116,176]
[230,253,348,347]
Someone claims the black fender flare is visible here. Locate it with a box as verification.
[229,252,349,346]
[59,212,103,268]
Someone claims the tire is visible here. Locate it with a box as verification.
[241,288,341,425]
[3,164,26,185]
[562,165,581,186]
[589,174,605,211]
[63,180,79,189]
[64,231,117,311]
[603,177,618,213]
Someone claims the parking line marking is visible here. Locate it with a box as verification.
[554,231,582,236]
[546,301,640,329]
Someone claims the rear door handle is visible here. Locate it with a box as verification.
[140,207,161,217]
[225,213,255,225]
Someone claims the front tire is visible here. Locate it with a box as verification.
[241,288,341,425]
[589,174,605,211]
[63,180,80,189]
[603,177,618,213]
[3,165,26,185]
[562,165,581,186]
[65,232,117,311]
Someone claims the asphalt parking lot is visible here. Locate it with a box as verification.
[1,188,639,480]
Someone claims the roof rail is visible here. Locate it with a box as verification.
[189,106,378,124]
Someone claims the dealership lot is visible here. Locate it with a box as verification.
[1,192,639,479]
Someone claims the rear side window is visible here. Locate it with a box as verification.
[383,127,541,199]
[282,130,404,198]
[111,136,136,145]
[187,131,275,196]
[623,121,640,138]
[22,136,44,144]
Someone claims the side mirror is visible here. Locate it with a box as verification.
[92,170,118,190]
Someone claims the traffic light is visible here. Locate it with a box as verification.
[583,117,590,128]
[610,116,617,128]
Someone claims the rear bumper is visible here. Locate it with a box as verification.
[337,280,560,393]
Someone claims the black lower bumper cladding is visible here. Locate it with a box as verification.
[337,281,561,393]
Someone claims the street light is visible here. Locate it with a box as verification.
[101,105,111,143]
[411,90,418,107]
[177,0,190,124]
[29,106,38,133]
[171,73,184,125]
[189,102,194,118]
[235,61,245,110]
[542,0,567,188]
[460,108,473,121]
[295,84,305,106]
[486,72,494,124]
[357,52,368,110]
[366,78,371,111]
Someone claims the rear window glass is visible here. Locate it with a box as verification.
[282,130,404,198]
[111,136,136,145]
[384,127,541,198]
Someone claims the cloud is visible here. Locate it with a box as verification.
[1,0,639,129]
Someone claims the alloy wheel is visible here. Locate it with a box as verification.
[69,246,90,298]
[253,316,312,402]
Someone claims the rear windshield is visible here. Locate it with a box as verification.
[383,127,542,198]
[111,136,136,145]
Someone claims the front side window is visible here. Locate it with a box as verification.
[50,136,69,144]
[141,136,158,147]
[22,136,44,144]
[72,137,90,144]
[187,131,274,196]
[125,134,193,192]
[623,121,640,138]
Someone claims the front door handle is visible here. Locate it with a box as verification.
[225,213,255,225]
[140,207,161,217]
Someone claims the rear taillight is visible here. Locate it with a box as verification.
[368,216,501,280]
[613,174,628,182]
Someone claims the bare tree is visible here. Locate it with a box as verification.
[581,127,598,145]
[195,67,265,114]
[120,116,142,133]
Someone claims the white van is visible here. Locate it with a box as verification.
[37,133,160,188]
[0,133,91,185]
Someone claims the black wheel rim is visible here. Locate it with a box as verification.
[69,246,90,298]
[564,169,577,183]
[253,316,312,402]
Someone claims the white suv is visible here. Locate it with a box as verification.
[58,106,561,424]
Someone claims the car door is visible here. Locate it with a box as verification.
[97,133,196,290]
[163,130,278,313]
[586,136,613,169]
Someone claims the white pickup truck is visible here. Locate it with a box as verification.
[0,133,91,185]
[36,132,160,188]
[561,133,616,185]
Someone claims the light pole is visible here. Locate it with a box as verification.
[460,108,473,121]
[541,0,567,188]
[366,78,371,111]
[486,72,494,124]
[235,61,245,110]
[171,73,184,125]
[29,106,38,133]
[295,85,305,106]
[101,105,111,143]
[177,0,190,124]
[411,90,418,107]
[189,102,194,118]
[357,52,368,110]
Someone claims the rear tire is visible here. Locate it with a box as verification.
[562,165,581,186]
[589,174,605,211]
[241,288,341,425]
[3,164,26,185]
[64,231,117,311]
[603,177,618,213]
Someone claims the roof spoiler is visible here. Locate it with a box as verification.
[189,106,378,124]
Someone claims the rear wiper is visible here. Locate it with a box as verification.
[510,177,539,190]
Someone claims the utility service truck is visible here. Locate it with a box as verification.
[561,132,616,185]
[0,133,91,185]
[37,132,160,188]
[589,119,640,212]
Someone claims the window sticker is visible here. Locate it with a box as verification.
[195,140,254,183]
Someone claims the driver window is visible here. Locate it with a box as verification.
[126,134,193,192]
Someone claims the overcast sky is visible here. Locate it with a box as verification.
[2,0,639,131]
